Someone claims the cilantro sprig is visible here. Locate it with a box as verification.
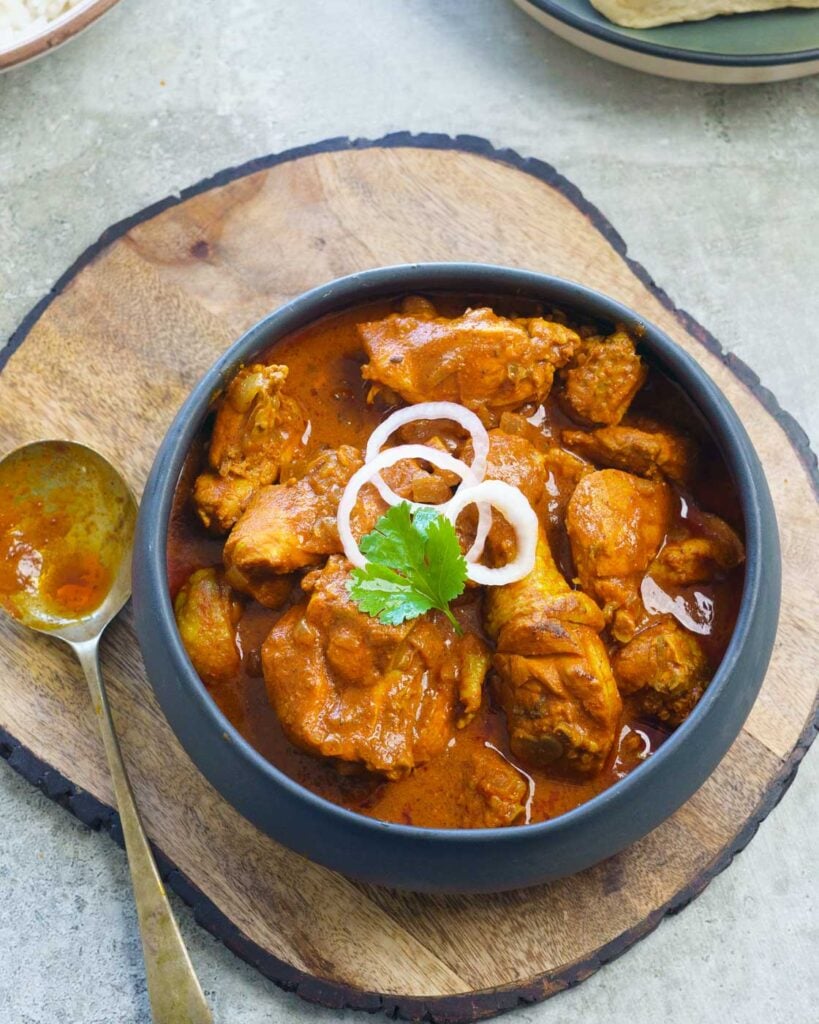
[347,502,467,631]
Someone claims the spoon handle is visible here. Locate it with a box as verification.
[74,637,213,1024]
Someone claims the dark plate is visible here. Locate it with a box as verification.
[513,0,819,81]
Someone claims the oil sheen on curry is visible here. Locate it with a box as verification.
[168,296,745,830]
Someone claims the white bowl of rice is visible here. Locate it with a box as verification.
[0,0,122,71]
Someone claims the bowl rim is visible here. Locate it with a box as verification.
[0,0,121,70]
[138,261,767,845]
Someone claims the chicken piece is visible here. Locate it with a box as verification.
[485,528,622,776]
[546,446,592,481]
[407,472,453,505]
[400,295,437,318]
[458,429,548,565]
[566,469,673,642]
[454,747,528,828]
[613,620,709,726]
[229,572,295,611]
[359,305,581,422]
[174,568,243,687]
[352,442,467,539]
[223,442,459,599]
[652,511,745,586]
[562,421,695,486]
[498,409,557,450]
[560,329,647,425]
[567,470,720,724]
[194,364,307,532]
[482,429,548,504]
[396,416,469,454]
[208,364,305,482]
[224,446,363,591]
[262,557,491,778]
[193,475,256,536]
[465,428,590,583]
[541,446,594,533]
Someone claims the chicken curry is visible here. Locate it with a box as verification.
[168,295,745,829]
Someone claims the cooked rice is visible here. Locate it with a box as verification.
[0,0,80,49]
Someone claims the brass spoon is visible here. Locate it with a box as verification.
[0,440,212,1024]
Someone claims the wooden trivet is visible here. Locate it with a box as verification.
[0,134,816,1022]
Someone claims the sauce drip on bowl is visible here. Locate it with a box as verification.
[0,442,135,630]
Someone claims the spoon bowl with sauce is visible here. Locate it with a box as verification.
[0,441,134,637]
[0,440,211,1024]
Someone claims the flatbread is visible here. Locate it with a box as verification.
[589,0,819,28]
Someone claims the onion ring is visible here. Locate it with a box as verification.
[364,403,492,563]
[365,402,489,505]
[445,480,539,586]
[337,444,480,569]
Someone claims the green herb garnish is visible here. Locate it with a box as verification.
[348,502,467,631]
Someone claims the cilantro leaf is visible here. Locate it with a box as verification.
[420,510,467,607]
[349,502,467,631]
[346,562,436,625]
[359,501,426,575]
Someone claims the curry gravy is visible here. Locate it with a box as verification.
[167,298,745,828]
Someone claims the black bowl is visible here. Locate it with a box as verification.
[133,264,780,893]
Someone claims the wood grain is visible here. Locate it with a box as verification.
[0,136,816,1022]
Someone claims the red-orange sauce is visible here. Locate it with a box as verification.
[0,443,132,628]
[167,297,745,827]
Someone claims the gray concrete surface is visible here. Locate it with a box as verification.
[1,1,817,1022]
